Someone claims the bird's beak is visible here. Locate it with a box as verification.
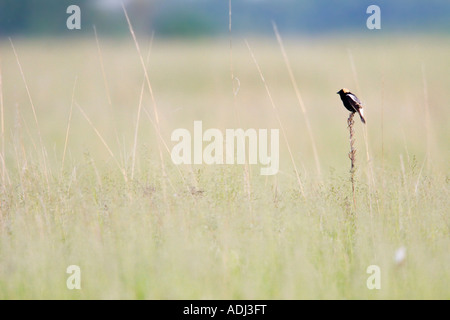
[336,91,339,94]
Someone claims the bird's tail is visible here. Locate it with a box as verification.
[357,108,366,124]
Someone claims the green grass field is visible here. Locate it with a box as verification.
[0,34,448,299]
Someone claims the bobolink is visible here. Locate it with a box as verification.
[337,88,366,124]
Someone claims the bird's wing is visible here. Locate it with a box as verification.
[347,93,362,106]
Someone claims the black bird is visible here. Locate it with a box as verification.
[337,88,366,124]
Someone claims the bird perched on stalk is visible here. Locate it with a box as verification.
[337,88,366,124]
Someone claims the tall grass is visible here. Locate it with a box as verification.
[0,33,448,299]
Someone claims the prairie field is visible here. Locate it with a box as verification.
[0,34,448,299]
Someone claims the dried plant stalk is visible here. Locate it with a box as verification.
[348,112,357,209]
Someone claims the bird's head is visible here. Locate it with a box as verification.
[337,88,350,94]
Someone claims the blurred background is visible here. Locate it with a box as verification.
[0,0,449,173]
[1,0,450,37]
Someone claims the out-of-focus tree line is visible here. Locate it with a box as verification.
[0,0,449,37]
